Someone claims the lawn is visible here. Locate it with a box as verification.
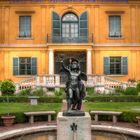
[84,102,140,112]
[0,103,62,114]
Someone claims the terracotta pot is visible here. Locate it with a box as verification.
[136,116,140,126]
[1,115,15,127]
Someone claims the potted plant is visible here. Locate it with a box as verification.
[0,80,16,126]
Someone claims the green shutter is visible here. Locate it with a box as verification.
[31,57,37,75]
[13,58,19,75]
[121,57,128,75]
[52,11,61,42]
[104,57,110,75]
[79,11,88,42]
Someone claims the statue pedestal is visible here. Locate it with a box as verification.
[57,112,91,140]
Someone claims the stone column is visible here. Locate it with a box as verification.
[87,49,92,75]
[57,112,91,140]
[48,49,54,75]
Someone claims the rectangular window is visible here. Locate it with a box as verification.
[110,57,121,74]
[19,16,31,38]
[13,57,37,76]
[104,56,128,75]
[109,16,121,37]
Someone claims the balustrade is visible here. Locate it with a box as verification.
[15,74,135,93]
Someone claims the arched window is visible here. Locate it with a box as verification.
[62,13,79,40]
[52,11,88,43]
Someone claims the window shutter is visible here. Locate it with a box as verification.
[109,16,114,36]
[52,11,61,42]
[26,16,31,37]
[13,58,19,75]
[79,11,88,42]
[121,57,128,75]
[19,16,25,37]
[104,57,110,75]
[115,16,121,36]
[31,57,37,75]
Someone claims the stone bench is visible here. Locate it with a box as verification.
[90,111,122,124]
[24,111,56,124]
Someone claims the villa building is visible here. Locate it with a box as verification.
[0,0,140,84]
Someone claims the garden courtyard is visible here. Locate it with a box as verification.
[0,80,140,139]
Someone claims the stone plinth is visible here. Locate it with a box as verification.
[57,112,91,140]
[28,96,39,105]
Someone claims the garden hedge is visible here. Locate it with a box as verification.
[91,111,140,123]
[0,96,63,103]
[0,110,140,126]
[0,111,57,126]
[85,95,140,102]
[1,95,140,103]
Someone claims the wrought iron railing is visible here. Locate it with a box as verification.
[46,34,94,43]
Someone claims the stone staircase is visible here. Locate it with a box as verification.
[15,74,136,93]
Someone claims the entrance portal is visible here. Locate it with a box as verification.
[54,51,86,84]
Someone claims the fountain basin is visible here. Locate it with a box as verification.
[1,125,140,140]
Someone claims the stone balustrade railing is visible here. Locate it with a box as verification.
[15,74,136,93]
[15,77,36,92]
[15,75,61,92]
[36,74,60,87]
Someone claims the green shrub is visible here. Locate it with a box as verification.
[124,87,138,95]
[85,95,140,102]
[0,96,28,103]
[0,80,16,95]
[54,88,64,97]
[17,88,32,96]
[115,87,125,94]
[0,96,63,103]
[119,111,140,122]
[39,96,62,103]
[11,112,27,123]
[1,110,139,125]
[31,88,46,96]
[136,82,140,93]
[86,87,95,96]
[90,111,140,123]
[0,111,58,125]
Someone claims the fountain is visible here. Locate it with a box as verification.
[1,59,140,140]
[57,58,91,140]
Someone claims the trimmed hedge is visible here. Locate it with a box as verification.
[0,111,57,126]
[85,95,140,102]
[0,96,63,103]
[0,110,139,126]
[91,111,140,123]
[0,95,140,103]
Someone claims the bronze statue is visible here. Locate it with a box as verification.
[61,58,87,113]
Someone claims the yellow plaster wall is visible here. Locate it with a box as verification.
[0,2,140,44]
[93,48,140,81]
[0,48,49,82]
[0,1,140,82]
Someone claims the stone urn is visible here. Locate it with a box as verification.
[136,116,140,126]
[1,115,15,127]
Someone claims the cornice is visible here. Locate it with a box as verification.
[0,43,140,48]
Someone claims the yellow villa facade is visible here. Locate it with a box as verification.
[0,0,140,83]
